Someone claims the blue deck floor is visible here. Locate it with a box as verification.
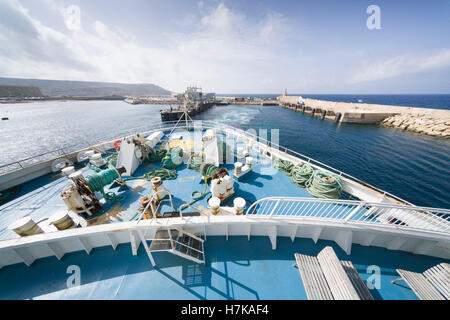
[0,236,448,300]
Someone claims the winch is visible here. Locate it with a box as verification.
[61,166,127,219]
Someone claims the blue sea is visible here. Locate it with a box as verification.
[0,95,449,209]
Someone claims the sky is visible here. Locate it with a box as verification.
[0,0,449,94]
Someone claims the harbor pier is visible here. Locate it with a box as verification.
[279,94,450,138]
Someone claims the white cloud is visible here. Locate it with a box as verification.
[0,0,299,92]
[348,49,450,84]
[259,11,288,43]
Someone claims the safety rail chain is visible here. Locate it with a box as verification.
[245,197,450,234]
[1,119,408,204]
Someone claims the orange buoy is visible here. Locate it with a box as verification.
[113,139,122,151]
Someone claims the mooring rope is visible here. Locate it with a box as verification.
[273,159,294,176]
[290,163,314,187]
[273,159,343,199]
[306,170,343,199]
[162,147,183,168]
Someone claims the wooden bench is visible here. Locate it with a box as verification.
[392,263,449,300]
[294,246,374,300]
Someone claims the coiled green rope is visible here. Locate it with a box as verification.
[272,159,343,199]
[162,147,183,168]
[273,159,294,176]
[148,148,167,163]
[87,163,102,172]
[143,169,177,180]
[123,168,177,181]
[290,163,314,187]
[107,153,118,167]
[200,163,219,178]
[187,152,203,171]
[85,168,126,203]
[306,170,343,199]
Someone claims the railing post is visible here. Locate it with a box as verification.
[344,202,366,223]
[168,228,174,250]
[269,200,281,218]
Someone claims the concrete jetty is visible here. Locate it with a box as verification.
[279,94,450,138]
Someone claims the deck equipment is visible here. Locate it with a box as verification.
[392,263,450,300]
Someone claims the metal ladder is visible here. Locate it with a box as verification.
[148,227,205,264]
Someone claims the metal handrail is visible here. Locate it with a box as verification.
[178,203,210,223]
[245,197,450,234]
[172,226,205,243]
[1,119,410,205]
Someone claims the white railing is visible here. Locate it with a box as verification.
[0,119,412,205]
[246,197,450,234]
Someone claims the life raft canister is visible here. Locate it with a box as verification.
[113,139,122,151]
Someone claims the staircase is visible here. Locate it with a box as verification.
[148,228,205,264]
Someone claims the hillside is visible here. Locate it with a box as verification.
[0,77,171,97]
[0,85,43,98]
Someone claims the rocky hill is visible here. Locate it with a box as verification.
[0,85,43,98]
[0,77,171,97]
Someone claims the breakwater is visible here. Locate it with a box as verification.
[381,114,450,138]
[279,95,450,138]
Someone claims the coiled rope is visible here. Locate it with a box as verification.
[162,147,183,168]
[107,153,118,167]
[123,168,177,182]
[306,170,343,199]
[187,152,203,171]
[200,163,219,178]
[148,148,167,163]
[290,163,314,187]
[272,159,343,199]
[273,159,294,176]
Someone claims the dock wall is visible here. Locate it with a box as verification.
[279,95,450,138]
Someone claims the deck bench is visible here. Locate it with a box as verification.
[392,263,449,300]
[294,246,373,300]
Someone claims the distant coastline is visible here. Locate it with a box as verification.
[0,95,125,104]
[0,77,171,100]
